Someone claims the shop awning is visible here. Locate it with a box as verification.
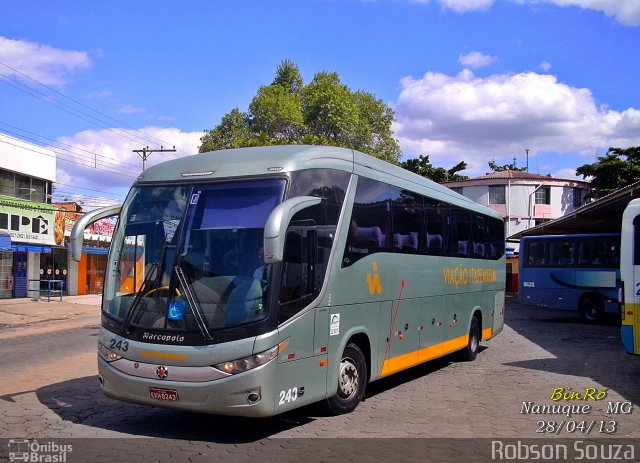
[0,231,10,251]
[11,244,51,253]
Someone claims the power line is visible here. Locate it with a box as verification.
[0,61,187,154]
[133,145,177,171]
[0,122,142,172]
[0,137,137,179]
[0,60,186,156]
[0,73,168,149]
[52,182,127,198]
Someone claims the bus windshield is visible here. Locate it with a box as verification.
[103,179,286,336]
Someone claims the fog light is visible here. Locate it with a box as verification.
[247,391,261,404]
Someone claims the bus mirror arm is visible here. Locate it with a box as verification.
[70,205,122,262]
[263,196,321,264]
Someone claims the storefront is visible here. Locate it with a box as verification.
[0,195,60,299]
[0,196,117,298]
[67,215,115,295]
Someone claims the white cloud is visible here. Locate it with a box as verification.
[54,127,203,195]
[85,90,114,100]
[518,0,640,26]
[458,51,497,69]
[411,0,494,12]
[409,0,640,24]
[0,36,91,86]
[552,167,586,181]
[393,69,640,175]
[539,61,552,71]
[438,0,494,12]
[118,105,148,114]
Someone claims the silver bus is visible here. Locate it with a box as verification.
[71,145,505,416]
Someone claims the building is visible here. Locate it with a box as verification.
[0,132,114,299]
[443,170,591,252]
[0,132,57,298]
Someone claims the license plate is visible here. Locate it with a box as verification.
[149,387,179,401]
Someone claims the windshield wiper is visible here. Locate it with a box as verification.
[121,262,160,335]
[175,265,214,343]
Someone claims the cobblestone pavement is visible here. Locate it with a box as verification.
[0,295,638,462]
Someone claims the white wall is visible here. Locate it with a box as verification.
[0,132,56,182]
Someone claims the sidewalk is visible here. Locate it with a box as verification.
[0,294,102,328]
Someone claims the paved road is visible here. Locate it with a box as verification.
[1,295,639,461]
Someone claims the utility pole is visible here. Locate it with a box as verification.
[525,149,530,172]
[133,145,177,171]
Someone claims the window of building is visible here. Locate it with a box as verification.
[0,170,13,197]
[573,188,583,208]
[0,169,51,203]
[449,187,463,195]
[489,185,506,204]
[535,186,551,205]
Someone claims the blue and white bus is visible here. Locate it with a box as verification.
[620,199,640,355]
[518,233,620,322]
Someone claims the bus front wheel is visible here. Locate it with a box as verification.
[324,343,367,415]
[579,295,604,323]
[457,317,480,362]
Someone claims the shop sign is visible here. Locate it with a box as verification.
[0,196,57,246]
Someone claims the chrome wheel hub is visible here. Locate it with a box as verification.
[337,357,358,398]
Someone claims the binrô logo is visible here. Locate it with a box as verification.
[8,439,72,462]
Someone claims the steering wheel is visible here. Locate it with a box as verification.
[143,286,182,298]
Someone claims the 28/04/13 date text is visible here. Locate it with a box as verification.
[536,420,617,435]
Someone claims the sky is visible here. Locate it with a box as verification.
[0,0,639,209]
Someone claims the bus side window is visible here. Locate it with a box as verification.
[391,189,424,255]
[425,199,447,256]
[449,206,471,258]
[278,221,317,323]
[634,217,640,265]
[342,177,393,267]
[549,240,574,267]
[526,240,545,266]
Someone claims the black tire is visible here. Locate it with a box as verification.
[457,317,480,362]
[324,343,367,415]
[579,295,604,323]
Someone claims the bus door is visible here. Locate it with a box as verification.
[274,222,328,410]
[621,200,640,355]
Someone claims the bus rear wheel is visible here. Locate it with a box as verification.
[324,343,367,415]
[457,317,480,362]
[579,295,604,323]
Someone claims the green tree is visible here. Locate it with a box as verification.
[199,60,401,163]
[488,160,527,172]
[249,85,304,141]
[576,146,640,199]
[199,108,256,151]
[400,154,468,183]
[271,58,303,94]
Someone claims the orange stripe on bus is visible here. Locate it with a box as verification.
[139,351,188,360]
[482,327,493,340]
[380,335,469,377]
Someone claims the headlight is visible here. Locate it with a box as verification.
[98,342,123,362]
[214,345,279,375]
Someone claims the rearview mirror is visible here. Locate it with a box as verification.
[70,205,121,261]
[263,196,321,264]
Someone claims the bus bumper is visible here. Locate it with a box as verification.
[98,356,277,417]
